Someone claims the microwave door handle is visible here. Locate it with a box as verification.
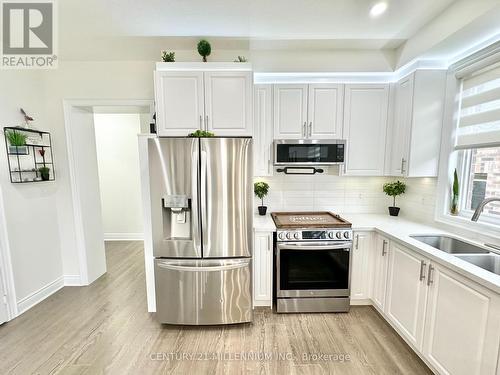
[278,242,351,251]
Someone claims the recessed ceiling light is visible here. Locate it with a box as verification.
[370,2,388,18]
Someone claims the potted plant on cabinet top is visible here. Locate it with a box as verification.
[254,181,270,216]
[383,180,406,216]
[6,129,28,155]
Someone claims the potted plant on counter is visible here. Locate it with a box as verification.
[383,180,406,216]
[6,129,28,155]
[254,181,269,216]
[450,169,459,215]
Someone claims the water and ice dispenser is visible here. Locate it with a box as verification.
[162,194,191,240]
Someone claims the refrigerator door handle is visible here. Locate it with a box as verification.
[200,149,208,250]
[157,260,250,272]
[191,148,201,253]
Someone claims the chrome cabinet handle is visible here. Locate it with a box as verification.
[199,115,203,129]
[427,265,434,286]
[267,235,271,252]
[382,240,387,256]
[303,122,307,138]
[401,158,406,174]
[419,260,427,281]
[355,234,359,250]
[308,122,312,137]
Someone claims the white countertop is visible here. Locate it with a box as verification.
[253,213,500,294]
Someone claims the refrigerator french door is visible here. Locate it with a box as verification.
[148,137,253,325]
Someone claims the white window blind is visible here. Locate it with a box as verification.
[456,63,500,149]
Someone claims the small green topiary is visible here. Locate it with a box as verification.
[383,180,406,207]
[254,181,269,207]
[197,40,211,62]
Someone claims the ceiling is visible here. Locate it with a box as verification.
[56,0,500,70]
[60,0,456,45]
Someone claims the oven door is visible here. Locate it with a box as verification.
[276,241,351,298]
[274,139,345,166]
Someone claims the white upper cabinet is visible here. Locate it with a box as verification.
[154,63,253,137]
[154,71,205,136]
[307,84,344,139]
[204,71,253,136]
[273,84,308,139]
[343,84,389,176]
[274,84,343,139]
[254,85,274,176]
[388,70,446,177]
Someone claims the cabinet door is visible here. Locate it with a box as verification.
[273,85,308,139]
[385,243,429,350]
[204,71,253,136]
[350,232,372,301]
[423,264,500,375]
[389,74,413,176]
[253,231,273,306]
[254,85,273,176]
[372,235,390,311]
[307,84,343,139]
[343,84,389,176]
[154,71,204,136]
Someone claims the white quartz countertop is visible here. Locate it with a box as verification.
[253,213,500,294]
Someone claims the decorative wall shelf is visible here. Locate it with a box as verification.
[3,127,55,183]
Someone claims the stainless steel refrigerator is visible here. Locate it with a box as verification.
[148,137,253,325]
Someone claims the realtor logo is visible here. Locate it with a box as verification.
[1,0,57,68]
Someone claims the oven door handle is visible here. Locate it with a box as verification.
[277,242,351,251]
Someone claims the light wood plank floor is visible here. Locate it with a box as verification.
[0,241,432,375]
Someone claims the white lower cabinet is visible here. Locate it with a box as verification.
[422,263,500,375]
[368,238,500,375]
[350,231,372,301]
[385,242,429,350]
[371,234,390,311]
[253,231,273,307]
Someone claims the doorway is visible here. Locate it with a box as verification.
[63,100,153,285]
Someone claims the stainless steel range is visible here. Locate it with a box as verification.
[271,212,352,313]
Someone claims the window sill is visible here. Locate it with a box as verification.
[435,212,500,241]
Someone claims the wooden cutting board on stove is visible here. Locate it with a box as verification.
[270,211,352,229]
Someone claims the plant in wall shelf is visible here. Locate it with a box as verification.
[254,181,270,216]
[161,51,175,62]
[383,180,406,216]
[38,166,50,181]
[450,169,459,215]
[197,40,211,62]
[6,129,28,155]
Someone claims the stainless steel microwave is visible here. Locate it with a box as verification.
[274,139,346,166]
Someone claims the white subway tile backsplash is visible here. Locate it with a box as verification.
[253,174,438,222]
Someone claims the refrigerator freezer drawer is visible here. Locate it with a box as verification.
[154,259,253,325]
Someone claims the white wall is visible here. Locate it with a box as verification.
[94,113,143,240]
[0,70,64,311]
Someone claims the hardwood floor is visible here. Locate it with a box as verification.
[0,241,432,374]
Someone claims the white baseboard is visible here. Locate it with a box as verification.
[350,298,373,306]
[17,276,64,315]
[104,232,144,241]
[63,275,82,286]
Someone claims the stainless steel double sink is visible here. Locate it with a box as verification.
[410,235,500,276]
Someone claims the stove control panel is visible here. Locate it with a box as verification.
[277,229,352,242]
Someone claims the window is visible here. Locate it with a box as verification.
[453,57,500,225]
[459,146,500,222]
